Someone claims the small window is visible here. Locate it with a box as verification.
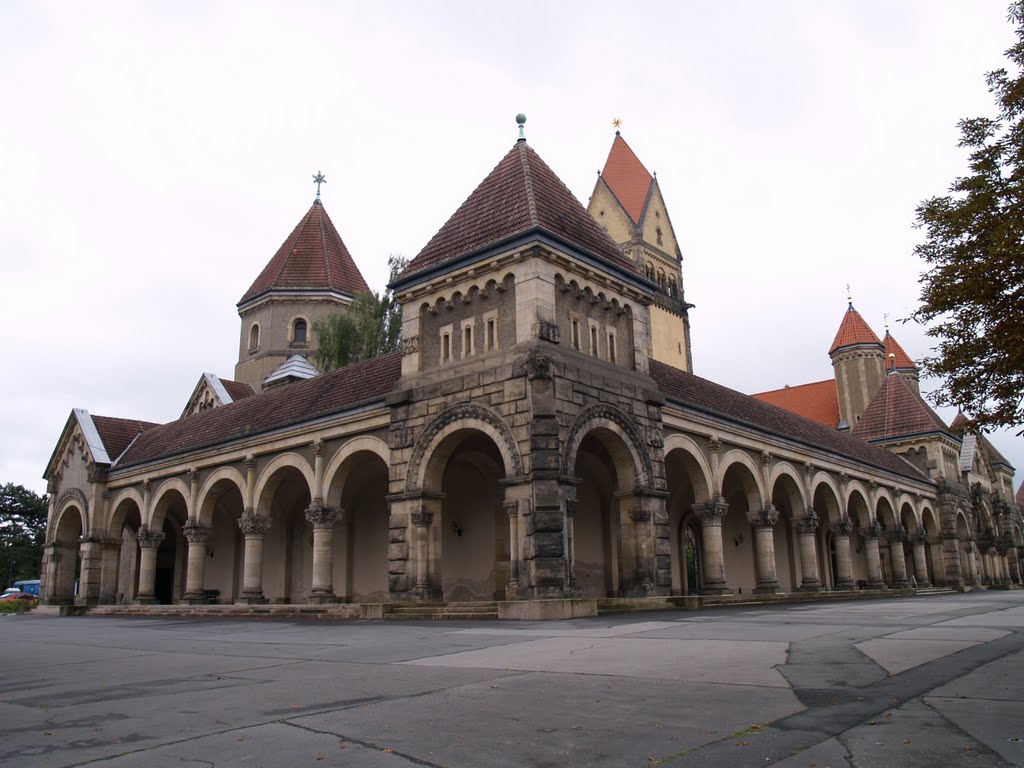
[462,322,474,359]
[487,319,495,350]
[590,325,599,357]
[442,332,451,364]
[571,319,580,350]
[608,331,616,364]
[668,278,677,298]
[483,311,498,351]
[293,318,307,345]
[248,323,260,352]
[656,227,663,246]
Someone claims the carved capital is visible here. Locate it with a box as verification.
[142,479,151,494]
[187,469,200,487]
[912,530,929,546]
[525,352,553,381]
[244,457,258,474]
[694,499,727,524]
[832,517,855,537]
[238,514,271,537]
[760,450,771,467]
[312,442,326,458]
[748,505,779,530]
[795,514,819,535]
[304,504,338,529]
[136,528,165,550]
[706,437,721,455]
[504,500,520,519]
[887,526,907,544]
[183,520,211,546]
[411,509,434,528]
[861,520,882,540]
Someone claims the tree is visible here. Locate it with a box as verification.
[0,483,48,587]
[913,2,1024,436]
[313,254,407,372]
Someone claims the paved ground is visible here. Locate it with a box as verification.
[1,591,1023,767]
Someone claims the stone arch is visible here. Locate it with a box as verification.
[52,497,86,544]
[811,473,842,518]
[812,478,843,522]
[719,450,766,508]
[663,433,712,504]
[253,452,315,513]
[562,403,653,491]
[899,500,919,533]
[873,487,896,520]
[844,479,871,513]
[106,487,144,533]
[407,402,523,493]
[875,495,898,529]
[769,462,806,507]
[323,435,390,507]
[149,477,191,529]
[196,466,247,526]
[53,488,89,539]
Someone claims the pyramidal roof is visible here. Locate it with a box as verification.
[239,199,369,306]
[398,140,638,283]
[600,133,655,225]
[883,330,916,370]
[851,372,948,442]
[950,413,1014,469]
[829,303,883,355]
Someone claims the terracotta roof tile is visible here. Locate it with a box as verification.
[600,134,654,226]
[851,373,948,441]
[91,416,161,463]
[829,304,882,355]
[220,378,255,402]
[116,353,401,468]
[239,200,369,305]
[751,379,840,428]
[950,414,1014,470]
[399,141,637,283]
[883,331,916,370]
[649,360,929,482]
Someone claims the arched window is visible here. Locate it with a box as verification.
[646,262,655,281]
[668,278,677,298]
[293,318,307,345]
[657,268,666,290]
[248,323,260,352]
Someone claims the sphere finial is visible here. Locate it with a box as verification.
[516,113,527,142]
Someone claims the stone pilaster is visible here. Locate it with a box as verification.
[182,520,212,604]
[236,514,271,604]
[305,503,340,603]
[134,528,165,604]
[506,499,523,600]
[99,537,122,604]
[76,536,104,605]
[411,508,434,601]
[748,505,780,594]
[940,528,964,588]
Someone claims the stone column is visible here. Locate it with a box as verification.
[796,512,821,592]
[940,529,964,588]
[182,520,212,604]
[861,522,884,589]
[411,508,434,601]
[912,531,932,587]
[629,501,655,596]
[831,518,855,591]
[506,500,522,600]
[306,503,340,603]
[748,505,780,594]
[135,528,165,604]
[99,538,122,604]
[965,543,978,585]
[695,499,730,595]
[1013,547,1024,586]
[237,514,271,604]
[887,528,909,588]
[76,536,104,605]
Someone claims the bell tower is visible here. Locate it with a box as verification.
[829,302,885,430]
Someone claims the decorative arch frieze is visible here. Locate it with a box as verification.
[253,452,316,513]
[561,403,653,491]
[196,466,247,526]
[148,477,192,529]
[323,435,390,507]
[405,402,524,492]
[50,488,89,542]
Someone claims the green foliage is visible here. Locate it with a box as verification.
[0,483,48,587]
[913,2,1024,435]
[313,254,407,373]
[0,598,37,613]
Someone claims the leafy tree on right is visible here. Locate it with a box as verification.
[914,1,1024,436]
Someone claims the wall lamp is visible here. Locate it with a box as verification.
[450,522,464,537]
[734,533,744,547]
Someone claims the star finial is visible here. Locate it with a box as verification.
[612,117,622,135]
[313,171,326,199]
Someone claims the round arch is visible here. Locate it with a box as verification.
[811,473,842,518]
[663,434,712,503]
[52,488,89,540]
[769,463,806,507]
[196,466,247,526]
[719,450,766,508]
[253,453,315,514]
[323,436,390,507]
[562,404,652,491]
[844,479,871,513]
[149,477,191,529]
[106,487,145,538]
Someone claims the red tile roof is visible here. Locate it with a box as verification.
[1016,482,1024,507]
[399,141,638,283]
[221,378,255,402]
[649,360,929,482]
[883,331,916,370]
[829,304,882,354]
[91,416,161,463]
[600,134,654,225]
[751,379,840,428]
[950,413,1014,469]
[852,373,948,442]
[239,200,369,305]
[116,353,401,468]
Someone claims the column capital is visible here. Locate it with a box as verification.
[628,507,651,524]
[305,503,339,530]
[912,530,929,546]
[312,441,326,458]
[748,505,779,530]
[411,509,434,528]
[693,499,728,524]
[861,520,882,540]
[244,456,258,473]
[706,437,721,455]
[187,469,200,487]
[887,526,907,544]
[832,517,855,537]
[137,528,165,550]
[238,514,271,537]
[505,500,522,519]
[183,520,211,545]
[795,514,819,535]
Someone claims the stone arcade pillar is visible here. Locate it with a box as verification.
[626,494,656,597]
[1013,547,1024,586]
[306,503,340,603]
[695,499,730,595]
[411,507,434,601]
[831,518,855,591]
[965,543,979,585]
[76,537,104,605]
[134,528,165,604]
[43,542,78,604]
[506,500,522,600]
[861,522,884,589]
[912,531,932,587]
[99,538,122,604]
[748,505,780,594]
[796,512,822,592]
[182,521,212,604]
[237,514,271,604]
[887,528,910,588]
[940,529,964,588]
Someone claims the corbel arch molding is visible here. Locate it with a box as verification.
[106,486,145,538]
[719,449,766,509]
[662,433,712,503]
[253,452,316,515]
[148,477,192,529]
[561,403,653,492]
[50,488,89,542]
[323,435,390,507]
[406,402,523,493]
[196,466,247,527]
[769,461,806,507]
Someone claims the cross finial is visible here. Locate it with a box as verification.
[612,117,622,135]
[846,283,852,309]
[312,170,326,199]
[884,312,890,332]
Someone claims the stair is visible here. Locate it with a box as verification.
[384,601,499,621]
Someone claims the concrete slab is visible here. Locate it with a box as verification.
[926,696,1024,766]
[770,737,851,767]
[935,606,1024,628]
[928,649,1024,702]
[854,637,984,674]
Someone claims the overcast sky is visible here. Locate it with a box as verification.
[1,0,1020,496]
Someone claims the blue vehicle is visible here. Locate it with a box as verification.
[13,580,40,596]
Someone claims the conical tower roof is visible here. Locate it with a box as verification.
[600,133,655,226]
[829,303,883,355]
[851,372,948,441]
[239,199,369,306]
[883,330,916,370]
[398,140,637,283]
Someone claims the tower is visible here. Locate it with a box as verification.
[883,327,920,396]
[829,302,885,429]
[234,194,369,391]
[588,131,693,371]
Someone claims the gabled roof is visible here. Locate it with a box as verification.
[829,303,882,355]
[91,415,160,462]
[221,378,256,402]
[751,379,840,429]
[44,410,159,479]
[600,134,654,226]
[239,199,369,306]
[852,372,949,442]
[649,360,929,483]
[950,413,1014,470]
[115,352,401,469]
[181,373,257,419]
[883,330,916,370]
[264,354,319,386]
[398,141,638,283]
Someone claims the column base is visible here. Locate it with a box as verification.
[505,581,521,601]
[753,583,781,594]
[891,580,910,589]
[236,594,268,605]
[798,583,822,592]
[866,580,885,590]
[915,580,932,589]
[306,592,338,605]
[832,582,855,592]
[134,594,159,605]
[701,584,732,595]
[181,593,210,605]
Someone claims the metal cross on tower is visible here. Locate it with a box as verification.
[313,171,326,199]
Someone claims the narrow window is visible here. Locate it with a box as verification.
[462,324,473,359]
[293,318,307,345]
[248,323,260,352]
[442,332,451,363]
[571,319,580,350]
[487,318,495,350]
[608,331,616,363]
[590,325,599,357]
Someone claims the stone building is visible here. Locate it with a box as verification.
[40,121,1023,615]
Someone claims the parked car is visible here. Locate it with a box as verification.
[13,580,40,596]
[0,591,36,602]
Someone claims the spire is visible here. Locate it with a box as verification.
[829,302,883,355]
[883,328,916,370]
[599,133,654,225]
[238,199,369,306]
[851,372,948,442]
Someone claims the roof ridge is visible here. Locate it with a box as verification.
[318,202,335,290]
[519,144,539,226]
